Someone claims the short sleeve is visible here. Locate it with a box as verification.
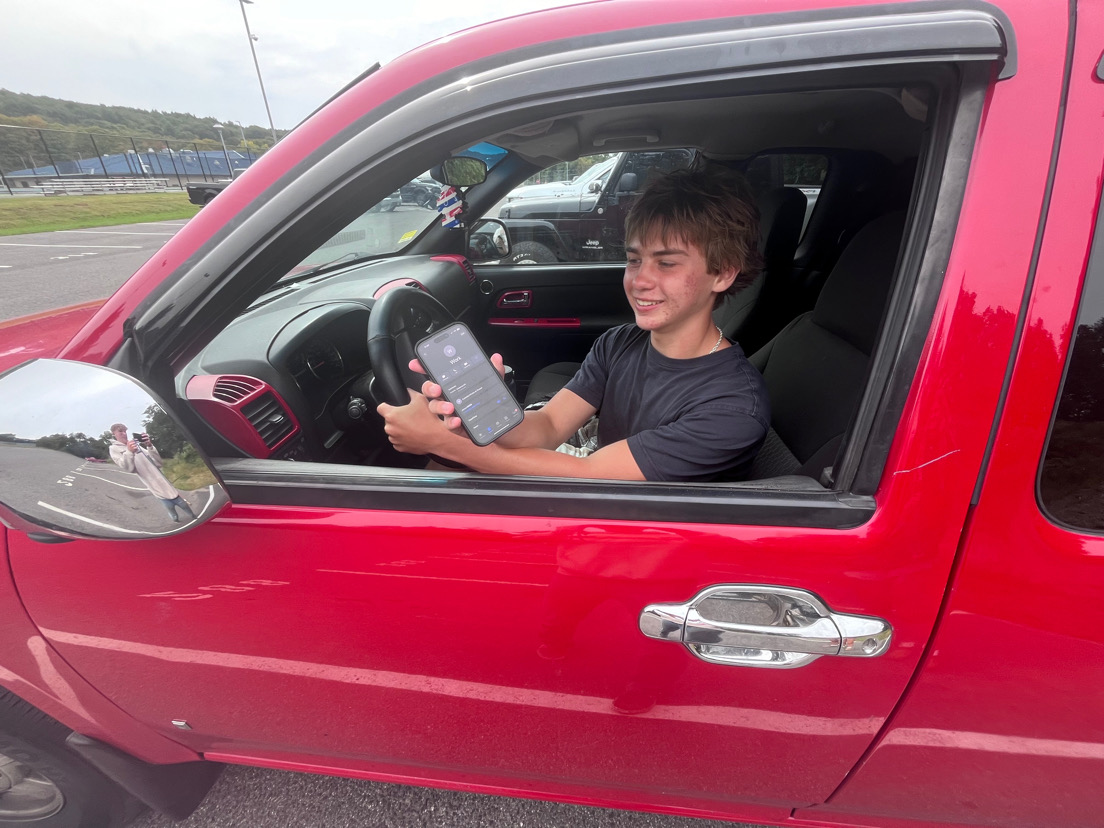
[627,404,767,482]
[563,335,612,410]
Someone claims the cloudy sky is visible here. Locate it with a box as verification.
[3,0,594,130]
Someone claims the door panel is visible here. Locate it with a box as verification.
[10,501,959,811]
[469,263,633,384]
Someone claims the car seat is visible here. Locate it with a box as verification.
[746,211,905,481]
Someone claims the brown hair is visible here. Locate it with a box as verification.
[624,167,762,307]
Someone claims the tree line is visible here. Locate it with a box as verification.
[0,88,280,146]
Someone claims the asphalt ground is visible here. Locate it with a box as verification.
[130,765,751,828]
[0,219,189,320]
[0,446,222,538]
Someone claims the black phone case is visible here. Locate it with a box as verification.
[415,326,522,446]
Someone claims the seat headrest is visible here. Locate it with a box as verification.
[757,187,807,269]
[812,212,905,355]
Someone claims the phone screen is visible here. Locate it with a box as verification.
[416,323,522,446]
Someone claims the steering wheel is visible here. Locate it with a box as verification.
[367,286,455,405]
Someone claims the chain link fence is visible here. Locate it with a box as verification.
[0,124,265,195]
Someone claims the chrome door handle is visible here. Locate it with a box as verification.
[640,585,891,669]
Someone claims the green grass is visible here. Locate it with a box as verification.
[0,192,201,236]
[163,453,220,492]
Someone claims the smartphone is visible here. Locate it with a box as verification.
[415,323,522,446]
[131,432,143,442]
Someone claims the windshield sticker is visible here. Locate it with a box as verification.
[399,230,418,244]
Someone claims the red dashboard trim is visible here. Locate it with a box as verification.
[185,375,299,458]
[488,318,581,328]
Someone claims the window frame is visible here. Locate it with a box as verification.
[115,7,1009,528]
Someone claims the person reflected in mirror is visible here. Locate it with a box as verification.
[378,167,770,481]
[108,424,197,523]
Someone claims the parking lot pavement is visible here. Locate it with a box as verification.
[0,220,189,320]
[131,764,756,828]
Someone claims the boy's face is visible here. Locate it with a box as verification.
[112,426,128,441]
[623,232,736,339]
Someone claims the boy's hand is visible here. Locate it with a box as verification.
[407,354,506,432]
[377,390,451,455]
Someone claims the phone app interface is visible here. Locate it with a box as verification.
[423,326,520,441]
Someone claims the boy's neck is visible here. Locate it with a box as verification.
[649,317,726,359]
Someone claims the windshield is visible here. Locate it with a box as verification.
[289,143,508,276]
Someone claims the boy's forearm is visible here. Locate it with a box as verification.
[494,409,565,450]
[434,433,643,481]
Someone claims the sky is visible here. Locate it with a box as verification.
[1,360,159,441]
[2,0,595,131]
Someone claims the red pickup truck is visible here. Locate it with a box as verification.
[1,1,1103,826]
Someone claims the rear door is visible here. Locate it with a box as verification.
[806,6,1104,824]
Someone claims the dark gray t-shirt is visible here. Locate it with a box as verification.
[564,325,769,481]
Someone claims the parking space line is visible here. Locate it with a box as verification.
[0,243,143,249]
[55,230,178,236]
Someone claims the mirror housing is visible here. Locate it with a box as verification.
[616,172,638,193]
[0,360,229,541]
[467,219,511,262]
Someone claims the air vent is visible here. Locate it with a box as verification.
[431,254,476,284]
[212,376,263,403]
[241,392,294,448]
[186,374,300,458]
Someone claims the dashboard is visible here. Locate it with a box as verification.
[176,254,477,463]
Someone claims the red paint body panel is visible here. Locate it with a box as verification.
[1,0,1099,824]
[8,498,955,812]
[811,5,1104,824]
[0,301,102,374]
[0,528,197,764]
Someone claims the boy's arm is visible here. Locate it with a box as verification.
[377,388,645,480]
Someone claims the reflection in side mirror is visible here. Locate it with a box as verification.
[467,219,511,262]
[0,360,229,541]
[440,157,488,188]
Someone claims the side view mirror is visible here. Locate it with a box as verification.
[467,219,511,262]
[0,360,228,541]
[439,157,488,188]
[587,180,603,193]
[616,172,638,193]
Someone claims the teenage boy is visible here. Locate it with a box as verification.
[377,168,770,481]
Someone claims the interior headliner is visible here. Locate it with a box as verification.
[490,86,928,165]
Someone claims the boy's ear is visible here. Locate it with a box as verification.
[713,265,739,293]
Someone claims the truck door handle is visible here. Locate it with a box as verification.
[639,585,891,669]
[497,290,532,308]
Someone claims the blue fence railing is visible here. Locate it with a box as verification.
[0,124,266,194]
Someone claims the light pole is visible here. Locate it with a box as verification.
[212,123,235,180]
[239,0,279,146]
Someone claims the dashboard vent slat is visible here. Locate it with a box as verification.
[241,393,294,448]
[213,376,262,403]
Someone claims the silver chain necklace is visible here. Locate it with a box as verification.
[708,325,725,354]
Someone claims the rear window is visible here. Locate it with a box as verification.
[1038,212,1104,531]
